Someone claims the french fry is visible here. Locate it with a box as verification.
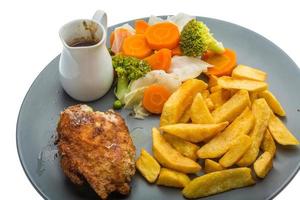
[152,128,201,174]
[201,89,210,98]
[237,99,271,167]
[160,79,207,126]
[249,91,259,104]
[259,90,286,116]
[205,97,215,111]
[160,122,229,143]
[219,135,252,168]
[190,93,214,124]
[253,152,273,178]
[182,167,255,198]
[232,65,267,82]
[136,148,161,183]
[178,107,191,123]
[212,89,250,123]
[204,159,223,173]
[197,107,254,159]
[202,135,215,143]
[268,113,299,145]
[210,85,222,93]
[156,168,191,188]
[163,133,199,161]
[209,89,231,108]
[208,74,218,88]
[261,130,276,157]
[229,89,238,97]
[218,76,268,92]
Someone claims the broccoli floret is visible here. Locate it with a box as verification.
[112,55,151,105]
[180,19,225,57]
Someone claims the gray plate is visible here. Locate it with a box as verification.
[17,16,300,200]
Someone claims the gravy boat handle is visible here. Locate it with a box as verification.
[93,10,107,32]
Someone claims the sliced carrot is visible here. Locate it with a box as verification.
[202,48,237,77]
[143,84,171,114]
[144,48,172,71]
[171,46,182,56]
[110,31,115,47]
[110,28,131,47]
[145,22,180,50]
[201,50,215,60]
[110,28,133,54]
[135,20,150,34]
[122,34,153,59]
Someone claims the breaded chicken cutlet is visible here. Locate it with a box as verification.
[57,104,136,199]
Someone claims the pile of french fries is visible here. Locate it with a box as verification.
[136,65,299,198]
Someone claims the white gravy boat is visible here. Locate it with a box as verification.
[59,10,113,102]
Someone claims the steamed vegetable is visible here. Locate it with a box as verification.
[124,87,147,109]
[148,13,194,31]
[135,20,149,34]
[202,49,237,76]
[144,48,172,71]
[180,19,225,57]
[133,102,149,119]
[142,84,171,114]
[171,46,182,56]
[113,100,122,109]
[145,22,180,50]
[169,56,211,81]
[148,15,163,25]
[112,55,151,105]
[130,70,181,93]
[110,24,135,53]
[167,13,195,31]
[122,34,153,59]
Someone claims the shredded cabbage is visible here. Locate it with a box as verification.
[111,23,135,53]
[148,15,164,25]
[147,13,194,31]
[169,56,212,81]
[167,13,195,31]
[130,70,181,93]
[124,87,147,109]
[124,70,181,112]
[132,102,149,119]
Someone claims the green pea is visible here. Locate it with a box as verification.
[113,100,123,110]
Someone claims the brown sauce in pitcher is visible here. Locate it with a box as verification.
[68,20,100,47]
[70,40,98,47]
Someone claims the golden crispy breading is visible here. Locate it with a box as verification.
[57,105,136,199]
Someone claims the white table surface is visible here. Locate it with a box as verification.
[1,0,299,199]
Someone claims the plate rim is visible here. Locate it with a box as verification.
[16,55,60,200]
[16,15,300,200]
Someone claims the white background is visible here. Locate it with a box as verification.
[1,0,299,199]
